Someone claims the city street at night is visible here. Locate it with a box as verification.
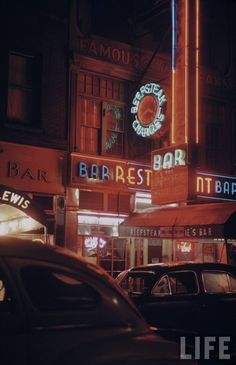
[0,0,236,364]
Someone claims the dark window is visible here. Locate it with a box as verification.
[21,267,100,311]
[168,272,198,295]
[121,273,154,294]
[79,191,104,211]
[80,98,101,154]
[7,52,41,127]
[33,195,54,211]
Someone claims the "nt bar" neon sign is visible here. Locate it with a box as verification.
[196,172,236,202]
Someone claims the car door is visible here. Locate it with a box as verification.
[0,259,27,365]
[138,270,200,333]
[199,270,236,336]
[5,257,134,365]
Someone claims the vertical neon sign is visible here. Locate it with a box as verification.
[195,0,200,144]
[184,0,189,144]
[171,0,177,144]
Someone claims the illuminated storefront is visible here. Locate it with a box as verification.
[119,202,236,264]
[0,184,47,239]
[65,0,236,274]
[0,141,66,243]
[66,153,154,277]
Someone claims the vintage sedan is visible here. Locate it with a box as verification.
[0,237,197,365]
[116,262,236,351]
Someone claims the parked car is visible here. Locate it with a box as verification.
[0,237,197,365]
[116,262,236,357]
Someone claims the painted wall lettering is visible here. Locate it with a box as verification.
[7,161,49,183]
[78,38,170,74]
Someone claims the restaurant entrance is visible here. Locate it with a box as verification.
[119,202,236,265]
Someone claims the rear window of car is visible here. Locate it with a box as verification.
[152,271,199,296]
[21,266,101,311]
[202,271,236,294]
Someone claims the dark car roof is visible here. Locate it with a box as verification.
[128,261,236,274]
[0,236,110,280]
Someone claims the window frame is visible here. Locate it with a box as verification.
[151,270,200,297]
[7,50,41,129]
[102,102,125,157]
[77,71,126,158]
[20,264,102,312]
[120,271,155,295]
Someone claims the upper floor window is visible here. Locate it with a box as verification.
[78,73,125,157]
[7,52,41,128]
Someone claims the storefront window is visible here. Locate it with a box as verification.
[82,236,128,278]
[173,239,228,263]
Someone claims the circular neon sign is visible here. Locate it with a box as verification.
[131,83,167,138]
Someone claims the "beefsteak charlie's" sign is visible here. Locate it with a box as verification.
[131,83,167,138]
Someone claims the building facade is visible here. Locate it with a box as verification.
[0,0,68,244]
[1,0,236,276]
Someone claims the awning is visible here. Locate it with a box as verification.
[0,185,47,234]
[119,202,236,239]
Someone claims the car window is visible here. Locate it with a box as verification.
[0,273,12,312]
[168,272,198,295]
[228,274,236,292]
[119,272,154,295]
[152,275,170,295]
[152,271,198,296]
[21,266,101,311]
[128,276,146,294]
[120,275,151,295]
[0,279,6,302]
[202,271,230,293]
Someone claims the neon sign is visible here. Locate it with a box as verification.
[131,83,167,138]
[84,237,107,250]
[177,241,192,253]
[75,160,152,192]
[196,172,236,202]
[153,148,186,171]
